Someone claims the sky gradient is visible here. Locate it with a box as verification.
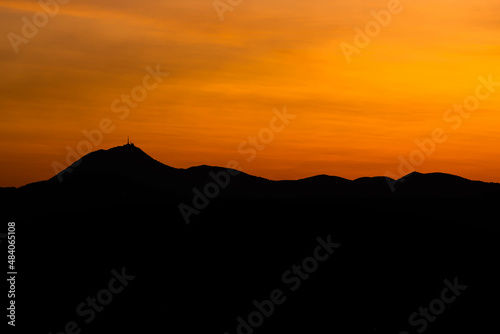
[1,0,499,187]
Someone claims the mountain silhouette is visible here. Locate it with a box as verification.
[3,144,499,334]
[3,144,500,202]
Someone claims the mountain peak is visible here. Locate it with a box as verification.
[49,143,176,184]
[105,143,145,155]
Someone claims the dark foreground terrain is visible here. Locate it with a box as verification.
[1,145,498,333]
[2,196,498,334]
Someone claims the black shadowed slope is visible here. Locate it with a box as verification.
[393,171,500,197]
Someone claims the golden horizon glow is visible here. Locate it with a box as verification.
[1,0,500,187]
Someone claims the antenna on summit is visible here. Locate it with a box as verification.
[127,136,130,145]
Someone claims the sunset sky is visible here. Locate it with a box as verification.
[1,0,499,187]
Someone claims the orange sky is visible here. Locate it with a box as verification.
[1,0,499,187]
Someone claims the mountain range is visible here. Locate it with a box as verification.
[3,143,499,200]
